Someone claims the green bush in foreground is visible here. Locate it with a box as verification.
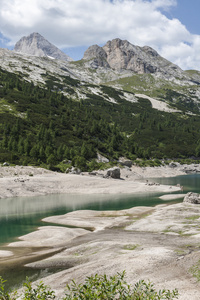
[0,272,179,300]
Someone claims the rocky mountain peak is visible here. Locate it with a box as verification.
[83,38,182,77]
[14,32,73,62]
[83,44,107,60]
[83,44,109,69]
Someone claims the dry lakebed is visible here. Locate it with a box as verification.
[0,164,200,299]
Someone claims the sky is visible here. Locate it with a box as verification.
[0,0,200,71]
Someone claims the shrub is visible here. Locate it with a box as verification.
[64,271,179,300]
[0,273,179,300]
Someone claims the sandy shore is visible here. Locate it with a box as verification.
[0,164,188,199]
[0,164,200,299]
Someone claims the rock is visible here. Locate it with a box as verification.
[118,157,132,168]
[107,167,120,179]
[14,32,73,61]
[66,167,81,175]
[83,38,183,78]
[183,192,200,204]
[63,160,72,164]
[97,153,109,163]
[181,164,200,174]
[3,162,10,166]
[169,162,180,168]
[83,45,110,69]
[89,172,97,176]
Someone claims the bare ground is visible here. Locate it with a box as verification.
[0,203,200,299]
[0,165,200,299]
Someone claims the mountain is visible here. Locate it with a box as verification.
[14,32,73,62]
[83,38,183,78]
[1,34,200,170]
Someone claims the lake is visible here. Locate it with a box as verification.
[0,173,199,290]
[0,174,200,246]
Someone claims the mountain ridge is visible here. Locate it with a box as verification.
[1,33,200,169]
[83,38,188,81]
[11,33,200,87]
[14,32,73,62]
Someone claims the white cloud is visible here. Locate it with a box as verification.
[0,0,200,70]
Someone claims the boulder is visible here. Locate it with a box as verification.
[183,192,200,204]
[3,162,10,166]
[169,162,180,168]
[107,167,120,179]
[118,157,132,168]
[66,167,81,175]
[97,153,109,163]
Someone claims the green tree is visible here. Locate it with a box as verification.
[47,154,56,166]
[72,155,86,170]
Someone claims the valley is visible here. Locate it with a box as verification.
[1,32,200,299]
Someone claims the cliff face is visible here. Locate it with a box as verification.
[83,38,182,78]
[83,44,109,69]
[14,32,73,62]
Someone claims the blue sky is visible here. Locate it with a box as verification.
[0,0,200,70]
[165,0,199,35]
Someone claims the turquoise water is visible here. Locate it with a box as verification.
[1,173,199,246]
[0,174,199,291]
[153,173,200,193]
[0,192,169,245]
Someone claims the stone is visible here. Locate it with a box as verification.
[96,153,109,163]
[183,192,200,204]
[169,162,180,168]
[107,167,120,179]
[3,162,10,166]
[118,157,132,168]
[83,45,110,69]
[66,167,81,175]
[89,172,97,176]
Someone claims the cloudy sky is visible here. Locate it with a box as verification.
[0,0,200,70]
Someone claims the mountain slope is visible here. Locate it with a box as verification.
[14,32,73,62]
[1,34,200,169]
[1,65,200,170]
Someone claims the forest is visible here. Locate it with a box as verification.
[0,67,200,171]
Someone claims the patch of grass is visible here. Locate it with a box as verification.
[123,244,139,250]
[185,215,200,221]
[190,261,200,281]
[174,249,187,256]
[163,226,173,233]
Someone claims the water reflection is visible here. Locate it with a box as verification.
[1,173,199,245]
[0,192,168,244]
[152,174,200,194]
[0,192,163,220]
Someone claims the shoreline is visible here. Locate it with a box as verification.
[0,163,195,199]
[0,164,200,299]
[2,202,200,300]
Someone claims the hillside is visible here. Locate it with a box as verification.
[0,35,200,170]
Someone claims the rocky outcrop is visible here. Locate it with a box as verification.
[66,167,81,175]
[118,157,132,168]
[181,164,200,174]
[97,153,109,163]
[83,38,183,78]
[106,167,120,179]
[183,192,200,204]
[14,32,73,62]
[83,45,110,69]
[103,38,157,73]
